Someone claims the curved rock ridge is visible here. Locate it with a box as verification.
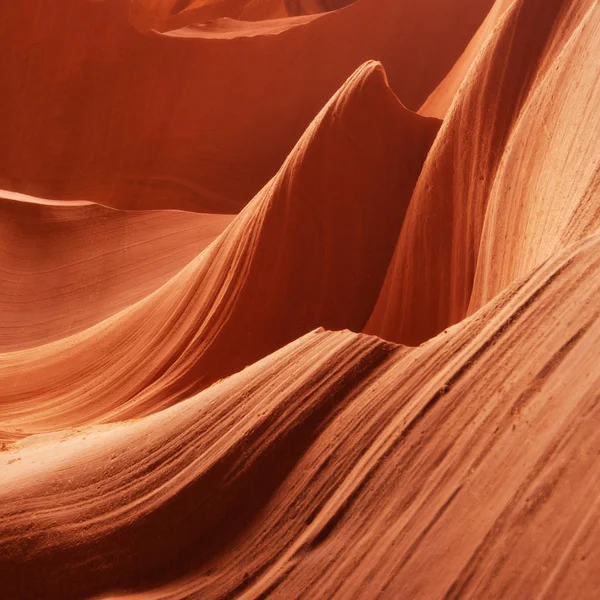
[2,0,600,596]
[0,62,439,437]
[0,329,397,600]
[130,0,304,30]
[419,0,516,118]
[366,0,599,346]
[2,229,599,599]
[0,192,232,351]
[0,0,491,211]
[469,0,600,310]
[130,0,358,29]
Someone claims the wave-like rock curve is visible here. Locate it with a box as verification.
[0,0,491,211]
[366,0,599,345]
[2,230,599,599]
[0,62,438,438]
[0,192,232,350]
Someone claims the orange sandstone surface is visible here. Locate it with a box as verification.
[1,0,599,598]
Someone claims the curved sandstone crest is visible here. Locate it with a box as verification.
[1,0,599,598]
[2,232,599,599]
[131,0,358,29]
[419,0,516,118]
[0,62,439,437]
[0,0,492,211]
[469,0,600,309]
[366,0,600,345]
[0,192,232,350]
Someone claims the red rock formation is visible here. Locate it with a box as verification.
[0,62,438,437]
[2,230,599,599]
[0,0,599,597]
[0,191,232,350]
[419,0,517,118]
[366,0,599,345]
[131,0,358,27]
[469,0,600,310]
[0,0,491,211]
